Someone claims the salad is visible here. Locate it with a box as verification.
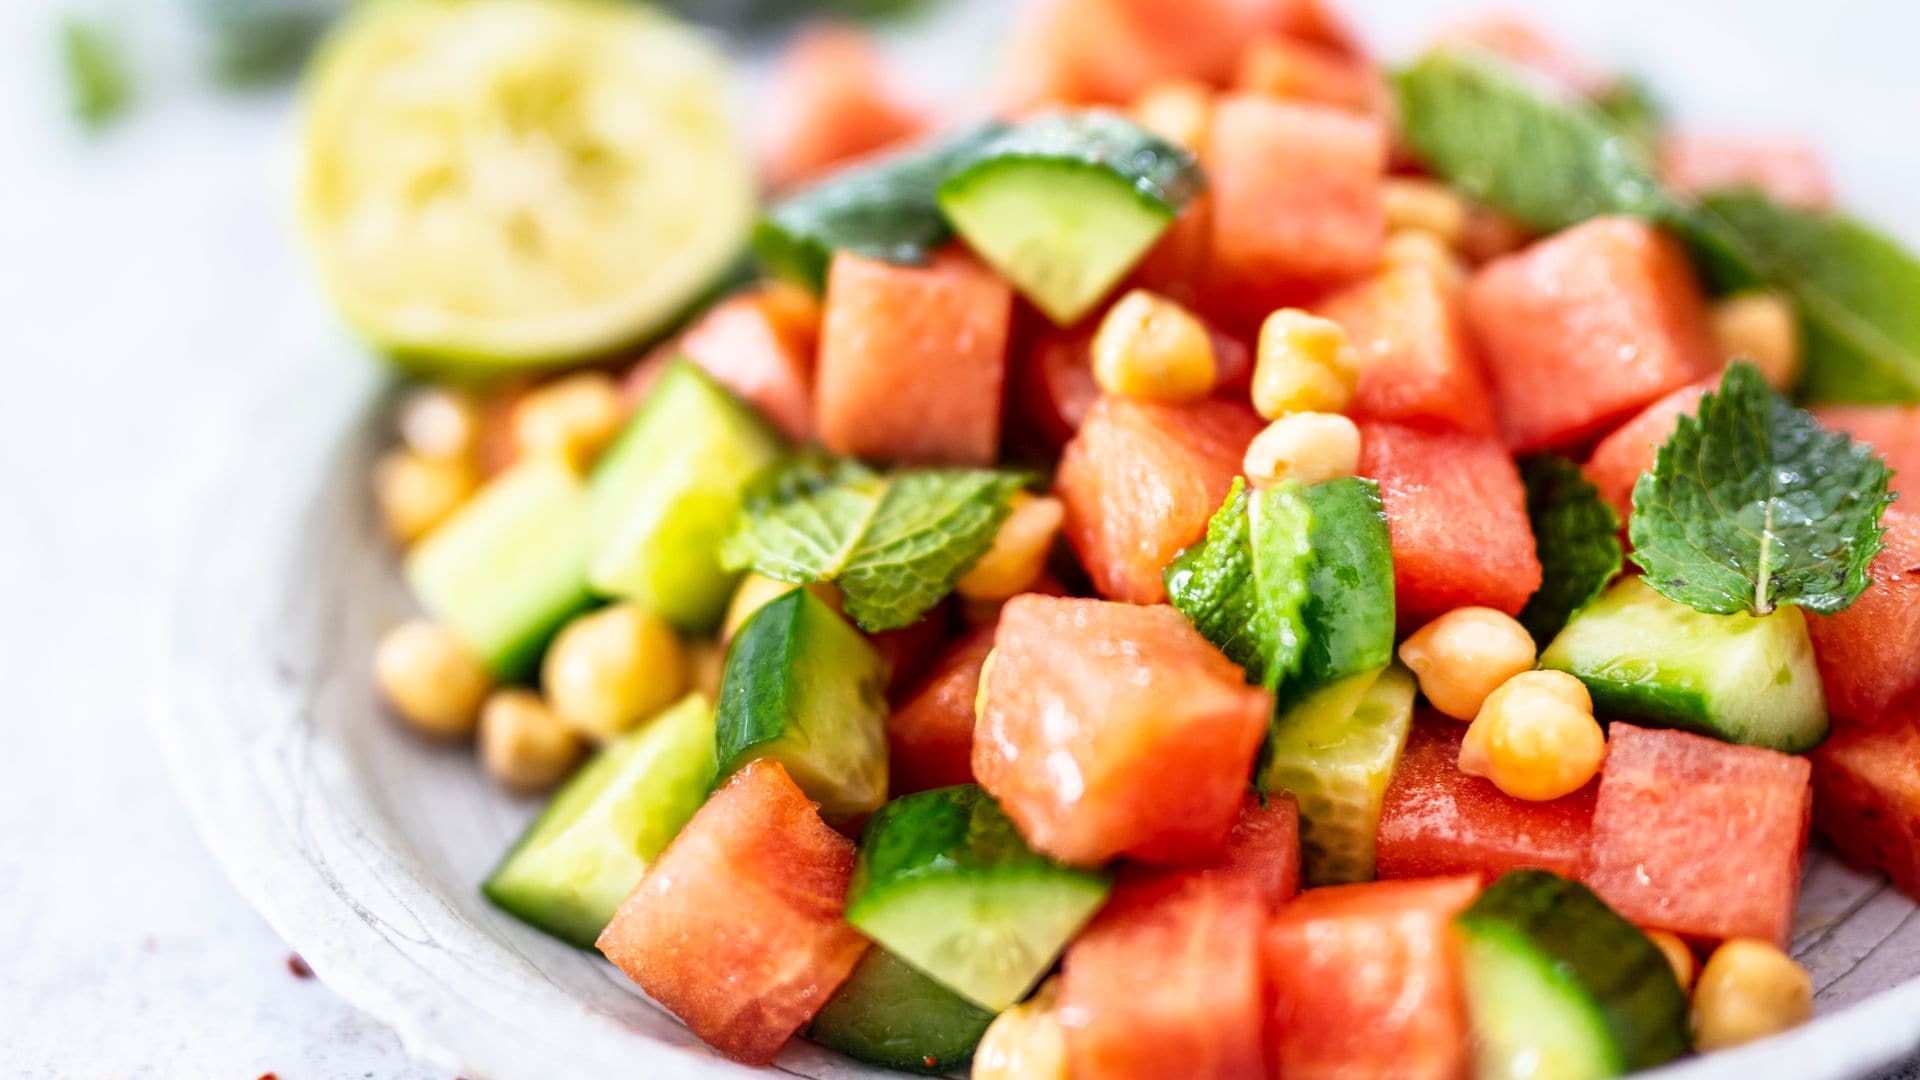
[307,0,1920,1076]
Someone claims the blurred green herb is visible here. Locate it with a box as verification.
[59,16,134,130]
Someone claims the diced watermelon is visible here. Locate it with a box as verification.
[1812,721,1920,902]
[597,760,868,1065]
[816,248,1013,466]
[1204,96,1387,314]
[761,24,927,191]
[667,284,818,442]
[995,0,1238,108]
[1807,507,1920,727]
[1376,715,1596,880]
[1356,420,1542,626]
[1059,874,1268,1080]
[886,623,995,796]
[1192,793,1302,907]
[1019,323,1103,448]
[1055,395,1263,604]
[1817,404,1920,498]
[1464,216,1716,453]
[1584,723,1811,948]
[973,595,1271,865]
[1581,379,1713,524]
[866,606,954,702]
[1317,264,1499,436]
[1434,14,1612,98]
[1127,198,1213,310]
[1233,35,1384,115]
[1265,875,1481,1080]
[1232,0,1363,55]
[1660,135,1832,209]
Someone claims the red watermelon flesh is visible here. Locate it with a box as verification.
[1585,723,1811,948]
[670,285,818,443]
[1807,507,1920,727]
[1660,135,1833,209]
[1233,34,1385,116]
[761,24,927,192]
[596,760,868,1066]
[1817,404,1920,499]
[1433,14,1612,98]
[1204,96,1386,316]
[1581,379,1713,525]
[1465,216,1716,453]
[815,248,1012,466]
[973,595,1272,865]
[1056,395,1263,604]
[1059,874,1268,1080]
[1318,264,1500,436]
[1356,420,1543,627]
[1812,721,1920,903]
[1265,875,1481,1080]
[1377,715,1596,881]
[1125,792,1302,909]
[885,623,995,796]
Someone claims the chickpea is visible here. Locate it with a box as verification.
[1092,289,1218,403]
[958,494,1066,601]
[1382,178,1468,245]
[974,648,998,720]
[1711,291,1801,391]
[1645,928,1697,992]
[1243,412,1362,487]
[1398,607,1539,720]
[1382,229,1469,291]
[374,449,478,545]
[973,977,1068,1080]
[374,620,491,738]
[478,689,585,792]
[687,640,726,701]
[1252,308,1359,418]
[1457,670,1605,801]
[1691,939,1812,1051]
[1132,79,1214,153]
[542,604,688,741]
[396,386,482,462]
[511,371,626,471]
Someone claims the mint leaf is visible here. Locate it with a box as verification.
[1629,363,1895,616]
[1593,76,1665,159]
[1518,455,1624,641]
[1392,50,1673,233]
[1684,191,1920,403]
[1165,480,1315,689]
[59,17,133,130]
[721,454,1027,630]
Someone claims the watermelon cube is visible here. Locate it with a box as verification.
[1584,723,1811,948]
[1018,323,1102,449]
[1812,721,1920,902]
[1465,216,1716,453]
[1264,875,1481,1080]
[761,25,926,191]
[1233,35,1384,115]
[885,623,995,796]
[995,0,1242,108]
[1126,793,1302,909]
[1817,404,1920,499]
[1434,14,1611,97]
[973,595,1272,865]
[1356,420,1543,626]
[670,285,817,443]
[596,760,868,1065]
[1056,395,1263,604]
[1317,263,1500,436]
[1807,507,1920,727]
[866,607,953,702]
[1581,379,1713,524]
[815,248,1012,466]
[1376,715,1596,881]
[1059,874,1268,1080]
[1204,96,1386,312]
[1660,135,1832,209]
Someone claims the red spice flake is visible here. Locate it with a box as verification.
[286,953,313,979]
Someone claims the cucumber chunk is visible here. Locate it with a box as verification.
[1296,477,1397,696]
[937,111,1202,325]
[584,360,784,632]
[809,947,997,1074]
[1456,870,1691,1079]
[405,458,594,680]
[1539,576,1828,752]
[482,693,718,947]
[1263,664,1416,885]
[715,588,890,821]
[846,785,1110,1011]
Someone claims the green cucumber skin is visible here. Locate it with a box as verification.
[1296,477,1397,695]
[714,587,890,819]
[849,785,1081,899]
[1457,870,1691,1075]
[939,111,1203,217]
[808,948,996,1073]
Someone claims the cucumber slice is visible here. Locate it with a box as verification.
[482,693,717,947]
[809,947,997,1074]
[715,588,890,821]
[585,360,784,632]
[937,111,1202,325]
[1456,870,1691,1079]
[299,0,752,370]
[1296,477,1397,695]
[405,458,594,680]
[754,123,1009,290]
[846,785,1110,1011]
[1539,577,1828,752]
[1263,664,1416,885]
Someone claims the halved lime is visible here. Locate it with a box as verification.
[299,0,753,371]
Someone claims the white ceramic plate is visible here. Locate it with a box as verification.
[157,2,1920,1077]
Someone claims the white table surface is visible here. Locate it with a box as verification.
[2,0,1916,1076]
